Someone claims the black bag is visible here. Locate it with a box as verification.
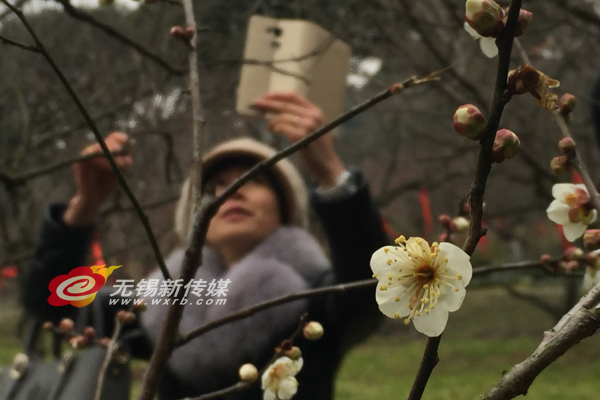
[0,293,132,400]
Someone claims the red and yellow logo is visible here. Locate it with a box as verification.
[48,265,121,307]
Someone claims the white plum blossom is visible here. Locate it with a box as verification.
[464,22,498,58]
[370,236,472,337]
[546,184,597,242]
[262,356,303,400]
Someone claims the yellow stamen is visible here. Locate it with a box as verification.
[387,259,392,265]
[380,285,388,291]
[456,274,462,280]
[395,297,400,302]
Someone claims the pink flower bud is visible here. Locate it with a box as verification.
[438,214,454,231]
[564,246,584,261]
[68,335,87,349]
[170,26,186,40]
[438,233,450,243]
[550,156,570,175]
[59,318,74,332]
[465,0,504,37]
[452,216,470,233]
[184,26,196,40]
[100,337,112,347]
[84,326,96,341]
[539,254,551,263]
[514,9,533,37]
[117,310,136,325]
[43,321,54,331]
[558,137,576,159]
[453,104,487,140]
[303,321,324,340]
[238,363,258,382]
[492,129,520,163]
[583,229,600,251]
[564,260,579,272]
[284,346,302,361]
[558,93,576,116]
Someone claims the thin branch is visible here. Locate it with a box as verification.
[0,147,128,186]
[93,319,123,400]
[55,0,186,76]
[477,281,600,400]
[180,0,206,223]
[185,315,309,400]
[138,72,439,400]
[176,279,375,347]
[552,111,600,214]
[0,0,172,283]
[408,2,523,399]
[99,194,180,218]
[0,33,39,52]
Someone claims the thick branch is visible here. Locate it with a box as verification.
[408,2,523,400]
[477,282,600,400]
[1,0,172,284]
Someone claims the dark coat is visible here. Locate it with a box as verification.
[22,170,389,400]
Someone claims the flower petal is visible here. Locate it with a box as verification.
[552,183,577,200]
[370,246,411,277]
[412,303,449,337]
[438,243,473,286]
[591,210,598,224]
[464,22,481,39]
[439,280,466,313]
[546,201,571,225]
[479,37,498,58]
[377,288,412,319]
[405,237,431,263]
[562,222,586,242]
[264,389,276,400]
[278,377,298,400]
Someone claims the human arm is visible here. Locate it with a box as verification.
[251,92,345,189]
[22,132,133,319]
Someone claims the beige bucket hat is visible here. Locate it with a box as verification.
[174,138,308,243]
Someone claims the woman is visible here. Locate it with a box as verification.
[22,92,389,400]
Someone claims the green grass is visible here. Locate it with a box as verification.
[2,286,599,400]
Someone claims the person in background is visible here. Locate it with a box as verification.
[22,92,389,400]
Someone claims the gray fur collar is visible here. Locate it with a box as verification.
[140,226,330,393]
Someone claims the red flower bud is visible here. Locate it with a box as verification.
[116,310,136,325]
[539,254,551,263]
[564,246,584,261]
[513,9,533,37]
[492,129,520,163]
[170,26,186,40]
[59,318,74,332]
[558,137,576,159]
[453,104,487,140]
[465,0,505,37]
[583,229,600,251]
[84,326,96,341]
[550,156,570,175]
[558,93,576,116]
